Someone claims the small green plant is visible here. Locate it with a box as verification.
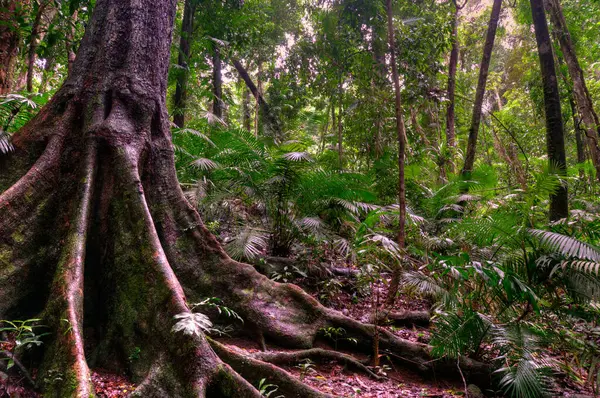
[128,346,141,362]
[318,279,343,304]
[257,378,283,397]
[43,369,65,386]
[171,312,213,337]
[375,364,392,377]
[190,297,244,324]
[295,358,316,381]
[270,265,308,283]
[0,318,49,370]
[206,220,221,234]
[60,318,73,335]
[318,327,358,350]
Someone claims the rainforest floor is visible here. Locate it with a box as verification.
[0,273,594,397]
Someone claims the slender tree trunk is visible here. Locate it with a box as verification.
[256,61,263,136]
[461,0,503,176]
[337,79,343,170]
[212,46,223,119]
[65,10,78,75]
[39,55,54,93]
[320,104,330,155]
[545,0,600,181]
[0,1,21,95]
[242,82,253,132]
[570,97,587,168]
[372,28,387,160]
[26,1,48,93]
[232,58,281,138]
[385,0,407,309]
[173,0,196,128]
[530,0,568,220]
[445,3,459,151]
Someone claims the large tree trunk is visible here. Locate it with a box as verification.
[0,1,21,95]
[384,0,407,309]
[461,0,502,176]
[545,0,600,182]
[0,0,490,396]
[530,0,568,220]
[212,46,223,119]
[173,0,196,128]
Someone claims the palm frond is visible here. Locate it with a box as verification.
[0,130,13,155]
[225,227,268,260]
[191,157,220,171]
[530,229,600,262]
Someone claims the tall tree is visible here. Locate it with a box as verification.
[461,0,503,176]
[445,0,463,153]
[173,0,197,128]
[0,0,479,394]
[384,0,407,308]
[212,46,224,119]
[545,0,600,182]
[232,58,281,137]
[26,0,51,93]
[530,0,568,220]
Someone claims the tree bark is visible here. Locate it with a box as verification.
[545,0,600,182]
[385,0,407,309]
[212,46,223,119]
[530,0,568,220]
[173,0,196,128]
[461,0,503,176]
[0,1,21,95]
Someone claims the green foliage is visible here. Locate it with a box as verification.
[257,378,283,398]
[318,327,357,350]
[295,358,316,381]
[0,319,49,370]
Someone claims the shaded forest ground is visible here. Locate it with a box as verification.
[1,270,593,397]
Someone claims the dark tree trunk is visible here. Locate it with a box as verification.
[232,58,281,138]
[461,0,502,176]
[212,46,223,119]
[545,0,600,182]
[384,0,407,309]
[530,0,568,220]
[0,1,21,95]
[0,0,491,395]
[173,0,196,128]
[445,3,459,151]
